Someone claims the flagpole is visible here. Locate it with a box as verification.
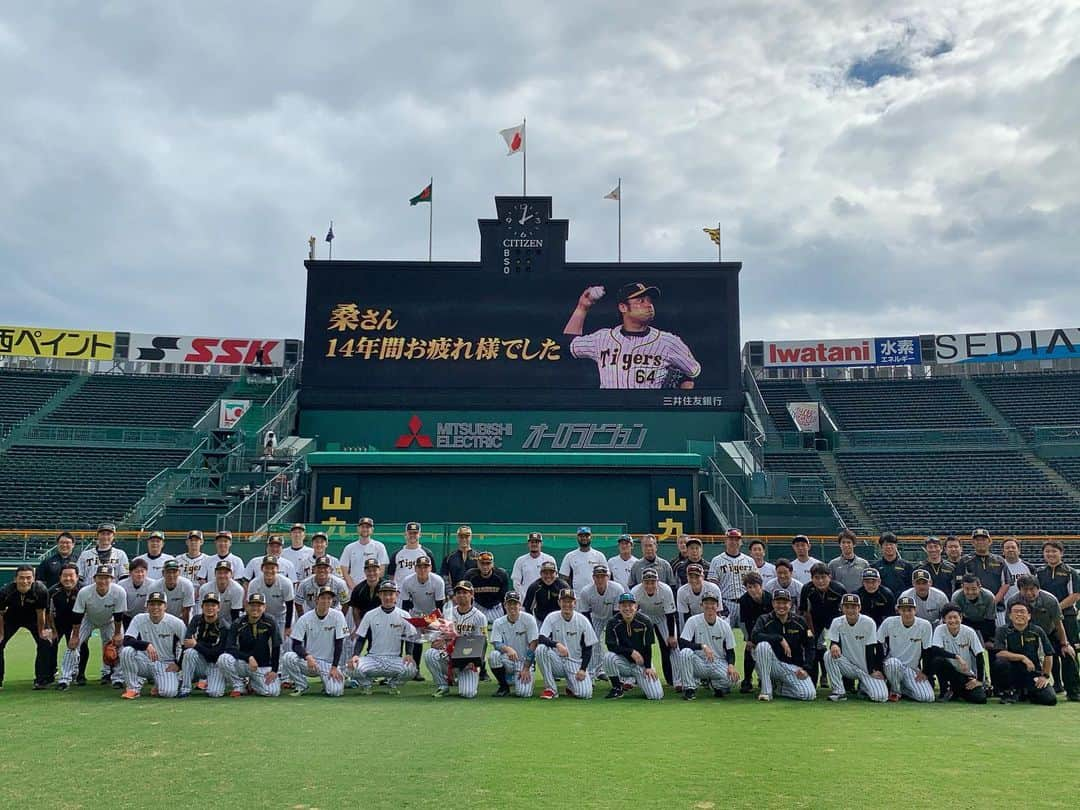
[717,220,721,262]
[328,220,333,261]
[617,178,622,263]
[522,117,527,196]
[428,177,433,263]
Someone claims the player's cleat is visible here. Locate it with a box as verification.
[540,688,557,700]
[939,688,953,703]
[596,673,608,681]
[479,669,490,682]
[33,681,49,690]
[1054,684,1065,695]
[494,685,511,697]
[100,675,111,685]
[385,685,400,696]
[682,688,696,701]
[887,692,900,702]
[740,681,754,694]
[345,678,360,689]
[757,693,772,701]
[195,680,208,691]
[1067,692,1080,702]
[674,684,683,693]
[112,681,125,689]
[412,673,425,682]
[75,676,87,686]
[281,680,293,689]
[713,688,728,699]
[432,687,450,698]
[564,686,575,697]
[176,691,190,699]
[229,689,244,698]
[999,690,1018,704]
[56,682,70,691]
[359,685,373,696]
[290,688,306,698]
[828,693,847,702]
[121,689,140,700]
[604,686,624,700]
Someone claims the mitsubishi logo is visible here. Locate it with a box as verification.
[395,415,433,448]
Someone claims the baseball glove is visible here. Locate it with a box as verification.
[661,367,689,388]
[102,640,120,666]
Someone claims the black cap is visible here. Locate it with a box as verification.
[313,556,332,568]
[312,531,329,541]
[415,556,431,567]
[592,564,609,576]
[405,521,421,531]
[617,282,660,303]
[201,592,221,604]
[148,530,165,540]
[528,532,543,542]
[971,527,990,539]
[214,560,232,572]
[912,569,931,583]
[685,537,702,546]
[687,563,704,576]
[357,517,374,527]
[215,530,232,540]
[642,568,659,580]
[558,588,576,601]
[247,593,266,605]
[540,561,557,572]
[97,522,116,533]
[378,581,400,593]
[291,523,305,531]
[147,591,167,604]
[266,535,283,546]
[162,560,180,571]
[841,593,861,606]
[261,555,279,567]
[771,589,792,601]
[188,529,204,540]
[317,585,337,598]
[617,534,633,544]
[454,581,474,593]
[504,591,522,604]
[363,559,381,569]
[700,592,720,603]
[897,596,917,609]
[861,568,881,579]
[93,565,114,578]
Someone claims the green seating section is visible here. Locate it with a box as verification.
[836,449,1080,535]
[819,378,993,430]
[756,379,811,432]
[1046,457,1080,491]
[43,374,230,429]
[0,370,72,438]
[975,373,1080,435]
[0,445,189,529]
[763,451,861,528]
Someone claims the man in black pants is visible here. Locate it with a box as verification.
[992,601,1056,705]
[0,565,53,689]
[737,572,772,693]
[47,564,83,687]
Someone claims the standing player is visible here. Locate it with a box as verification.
[47,565,81,687]
[630,568,679,686]
[294,556,350,617]
[855,568,895,626]
[748,539,776,583]
[178,591,229,698]
[789,535,821,585]
[466,552,511,623]
[603,592,663,700]
[511,532,556,592]
[240,536,297,584]
[340,517,391,591]
[672,536,708,587]
[488,591,540,698]
[149,560,195,624]
[245,556,295,640]
[870,533,915,597]
[708,529,756,628]
[751,589,817,702]
[347,580,420,695]
[523,561,571,623]
[119,559,153,628]
[992,601,1056,705]
[899,570,950,626]
[675,592,739,700]
[1001,537,1033,605]
[175,530,209,585]
[0,565,53,689]
[676,564,723,628]
[36,532,78,589]
[400,556,445,676]
[58,566,126,690]
[119,590,186,699]
[736,572,773,693]
[827,529,869,593]
[76,523,129,584]
[281,586,349,697]
[930,604,988,703]
[133,531,175,581]
[197,561,245,627]
[1037,540,1080,697]
[955,528,1011,626]
[217,593,282,698]
[310,532,343,579]
[628,535,678,590]
[281,523,315,583]
[578,564,625,680]
[536,589,597,700]
[798,563,846,687]
[920,536,956,596]
[823,594,888,702]
[441,525,480,587]
[560,527,608,590]
[196,531,244,586]
[607,534,639,589]
[563,281,701,389]
[424,582,487,699]
[878,596,935,702]
[387,522,437,591]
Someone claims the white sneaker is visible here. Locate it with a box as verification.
[757,693,772,701]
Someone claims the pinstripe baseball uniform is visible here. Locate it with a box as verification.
[218,615,282,696]
[488,612,539,697]
[180,615,229,697]
[281,545,315,581]
[245,574,295,634]
[175,553,209,584]
[675,613,738,690]
[76,547,129,585]
[423,605,487,698]
[579,581,625,676]
[196,554,244,585]
[133,553,175,582]
[512,552,557,592]
[824,615,888,702]
[536,610,597,699]
[147,578,196,621]
[570,326,700,388]
[708,552,756,627]
[295,574,350,614]
[899,587,950,627]
[349,606,421,688]
[281,607,349,696]
[197,581,245,626]
[120,612,186,696]
[59,583,127,686]
[878,615,935,702]
[676,581,722,627]
[751,612,817,701]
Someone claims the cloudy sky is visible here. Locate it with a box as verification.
[1,1,1076,344]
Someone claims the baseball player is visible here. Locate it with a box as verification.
[676,564,722,628]
[294,556,350,617]
[523,561,570,623]
[400,555,445,676]
[58,565,126,689]
[748,539,776,582]
[899,570,950,626]
[672,536,709,586]
[627,535,678,590]
[217,592,282,697]
[944,535,966,590]
[560,527,608,589]
[196,531,245,585]
[563,281,701,389]
[736,572,773,692]
[466,552,511,623]
[607,534,639,588]
[578,564,625,679]
[347,580,420,694]
[630,568,679,686]
[602,592,663,700]
[36,531,78,590]
[670,535,689,568]
[76,523,129,585]
[178,591,230,698]
[823,594,889,702]
[708,529,756,627]
[827,529,870,593]
[956,528,1012,626]
[920,536,956,596]
[675,592,739,700]
[763,559,803,604]
[175,530,209,584]
[47,564,81,687]
[310,532,343,579]
[133,531,175,581]
[347,559,386,632]
[789,535,821,585]
[750,589,816,701]
[488,591,539,698]
[387,522,437,590]
[511,532,556,592]
[854,568,895,626]
[441,525,480,586]
[340,517,390,590]
[878,596,935,702]
[119,590,186,699]
[992,601,1056,705]
[241,536,297,584]
[149,560,195,623]
[281,523,315,581]
[0,565,53,689]
[1001,537,1033,605]
[930,604,988,703]
[119,559,152,628]
[1038,540,1080,698]
[424,582,487,698]
[1007,574,1079,699]
[536,589,597,700]
[281,586,349,697]
[245,556,295,641]
[197,560,245,626]
[950,574,998,646]
[871,533,917,597]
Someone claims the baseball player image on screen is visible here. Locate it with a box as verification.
[563,282,701,389]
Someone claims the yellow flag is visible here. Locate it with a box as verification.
[702,227,721,245]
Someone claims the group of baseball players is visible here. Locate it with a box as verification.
[2,521,1077,706]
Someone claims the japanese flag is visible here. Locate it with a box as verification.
[499,123,525,155]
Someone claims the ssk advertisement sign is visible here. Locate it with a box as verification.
[127,334,285,365]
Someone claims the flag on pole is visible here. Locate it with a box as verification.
[499,123,525,155]
[325,222,335,243]
[604,185,620,201]
[702,226,720,245]
[409,183,432,206]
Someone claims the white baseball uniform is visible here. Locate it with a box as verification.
[59,583,127,686]
[348,606,420,688]
[133,553,175,582]
[146,578,196,620]
[570,326,701,389]
[878,615,935,702]
[175,553,209,584]
[196,553,245,584]
[578,581,626,676]
[606,554,639,588]
[511,552,557,592]
[340,539,390,583]
[423,604,488,698]
[280,607,350,696]
[675,613,738,690]
[197,581,246,626]
[536,610,597,699]
[559,548,608,590]
[120,611,187,696]
[824,614,888,702]
[488,612,540,698]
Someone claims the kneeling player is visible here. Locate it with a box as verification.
[347,581,419,695]
[424,582,487,698]
[488,591,539,698]
[675,592,739,700]
[930,605,987,703]
[282,586,349,697]
[217,593,282,697]
[878,596,935,702]
[823,594,888,702]
[602,592,663,700]
[536,589,597,700]
[179,591,230,697]
[750,589,816,701]
[120,591,186,699]
[991,601,1056,705]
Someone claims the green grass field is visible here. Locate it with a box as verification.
[1,633,1078,809]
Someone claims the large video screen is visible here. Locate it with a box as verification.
[302,262,742,410]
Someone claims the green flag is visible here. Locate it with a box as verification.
[409,183,432,206]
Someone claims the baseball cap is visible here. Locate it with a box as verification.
[215,530,232,540]
[642,568,659,581]
[201,592,221,604]
[363,559,380,570]
[592,564,609,576]
[504,591,522,604]
[617,534,633,544]
[129,559,148,572]
[148,530,165,540]
[897,596,917,609]
[247,593,266,605]
[912,569,931,583]
[971,528,990,539]
[97,522,116,533]
[540,561,557,572]
[617,282,660,303]
[577,526,592,535]
[266,535,283,546]
[312,531,329,541]
[726,528,743,540]
[415,556,431,567]
[528,532,543,542]
[453,581,474,593]
[687,563,704,576]
[924,536,941,546]
[313,556,332,568]
[685,536,702,546]
[147,591,167,604]
[93,565,114,578]
[841,594,862,606]
[558,588,577,600]
[357,517,374,526]
[478,552,494,562]
[214,560,232,572]
[701,592,720,603]
[377,581,399,593]
[261,555,279,567]
[861,568,881,580]
[290,522,306,531]
[618,592,637,603]
[771,589,792,601]
[791,534,810,545]
[315,586,336,598]
[162,560,180,572]
[405,521,421,532]
[188,529,204,540]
